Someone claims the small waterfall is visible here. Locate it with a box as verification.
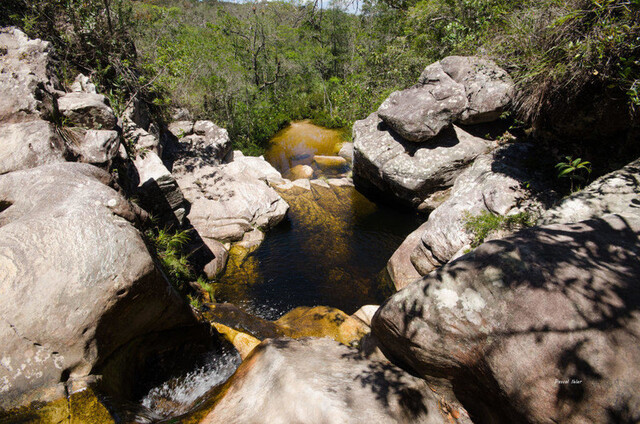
[140,348,241,418]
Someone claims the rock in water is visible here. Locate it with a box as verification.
[353,113,490,209]
[198,338,471,424]
[373,213,640,423]
[0,163,200,409]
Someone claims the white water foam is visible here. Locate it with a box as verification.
[140,349,241,417]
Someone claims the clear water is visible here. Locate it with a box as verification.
[215,122,423,320]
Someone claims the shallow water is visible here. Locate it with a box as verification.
[264,120,346,176]
[215,122,422,320]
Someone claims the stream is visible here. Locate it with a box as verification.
[214,121,422,319]
[136,121,423,421]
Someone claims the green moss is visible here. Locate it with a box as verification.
[464,210,533,248]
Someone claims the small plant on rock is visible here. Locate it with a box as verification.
[147,228,193,290]
[464,210,533,248]
[555,156,592,192]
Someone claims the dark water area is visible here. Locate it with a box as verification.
[215,122,423,320]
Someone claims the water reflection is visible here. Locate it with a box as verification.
[264,120,345,176]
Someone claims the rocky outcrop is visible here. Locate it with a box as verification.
[373,213,640,423]
[353,113,491,209]
[0,120,66,174]
[377,56,513,143]
[0,162,200,409]
[432,56,514,125]
[57,92,117,130]
[0,27,59,123]
[0,28,121,173]
[540,157,640,225]
[166,119,232,169]
[198,337,472,424]
[408,143,552,279]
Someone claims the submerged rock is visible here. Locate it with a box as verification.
[197,338,471,424]
[0,162,201,409]
[374,213,640,423]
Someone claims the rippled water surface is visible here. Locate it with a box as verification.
[215,122,423,320]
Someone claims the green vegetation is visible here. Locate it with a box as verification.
[146,227,193,290]
[464,210,534,248]
[555,155,592,192]
[3,0,637,158]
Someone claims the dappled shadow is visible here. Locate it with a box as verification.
[339,348,431,420]
[374,213,640,423]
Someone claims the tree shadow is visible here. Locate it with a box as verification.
[374,213,640,423]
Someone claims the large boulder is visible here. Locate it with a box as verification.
[0,162,201,409]
[64,128,120,165]
[540,156,640,225]
[197,337,471,424]
[409,143,551,278]
[174,160,288,243]
[0,27,59,123]
[353,112,491,209]
[373,213,640,423]
[377,56,514,143]
[433,56,514,125]
[377,63,467,142]
[166,119,232,169]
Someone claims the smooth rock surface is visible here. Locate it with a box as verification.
[540,156,640,225]
[374,213,640,423]
[353,113,491,208]
[0,163,198,409]
[387,221,426,290]
[199,337,470,424]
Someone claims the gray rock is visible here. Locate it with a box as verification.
[167,120,194,138]
[69,73,97,94]
[222,155,284,185]
[201,238,229,279]
[199,337,472,424]
[539,157,640,225]
[0,27,59,123]
[353,113,491,208]
[133,151,188,226]
[175,162,288,243]
[378,62,467,142]
[0,120,66,174]
[57,92,117,130]
[66,129,120,165]
[410,143,551,276]
[173,120,231,168]
[387,221,426,290]
[436,56,514,125]
[0,162,199,409]
[338,142,354,162]
[374,213,640,424]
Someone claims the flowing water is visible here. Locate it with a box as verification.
[214,121,423,320]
